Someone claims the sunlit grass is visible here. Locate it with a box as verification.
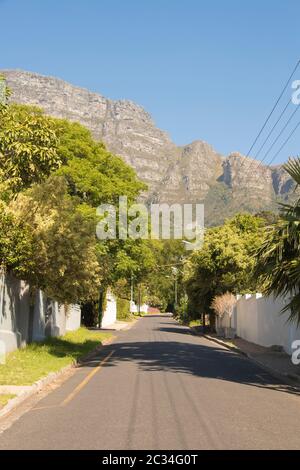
[0,327,112,386]
[189,320,202,328]
[0,394,16,407]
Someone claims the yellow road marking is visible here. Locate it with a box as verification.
[31,404,61,411]
[61,350,115,406]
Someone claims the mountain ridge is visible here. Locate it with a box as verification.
[2,69,296,225]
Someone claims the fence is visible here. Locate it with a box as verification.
[226,294,300,355]
[101,289,117,328]
[0,272,81,354]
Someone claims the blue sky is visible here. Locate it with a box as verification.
[1,0,300,163]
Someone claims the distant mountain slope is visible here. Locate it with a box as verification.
[2,70,296,225]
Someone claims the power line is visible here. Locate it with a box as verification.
[258,118,300,169]
[242,99,292,179]
[242,59,300,168]
[254,99,291,159]
[254,104,300,170]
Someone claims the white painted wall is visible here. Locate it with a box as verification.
[0,272,82,353]
[129,302,149,314]
[101,290,117,328]
[0,272,30,353]
[32,289,46,342]
[140,304,149,314]
[234,294,300,355]
[66,305,82,331]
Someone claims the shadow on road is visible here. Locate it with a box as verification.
[157,327,192,335]
[44,315,300,399]
[81,338,300,398]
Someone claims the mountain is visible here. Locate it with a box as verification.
[2,70,296,225]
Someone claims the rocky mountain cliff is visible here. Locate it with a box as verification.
[2,70,296,225]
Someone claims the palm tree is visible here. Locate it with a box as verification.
[255,157,300,323]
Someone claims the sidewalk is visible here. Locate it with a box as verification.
[101,320,132,331]
[202,331,300,385]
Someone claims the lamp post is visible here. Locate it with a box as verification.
[171,267,178,313]
[130,272,134,303]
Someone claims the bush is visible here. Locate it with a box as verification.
[211,292,236,320]
[117,297,131,321]
[175,294,190,324]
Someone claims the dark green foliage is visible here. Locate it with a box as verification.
[0,207,34,277]
[117,297,131,321]
[54,119,146,207]
[0,104,61,195]
[185,213,264,323]
[255,158,300,323]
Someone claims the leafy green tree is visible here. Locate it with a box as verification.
[0,104,61,196]
[142,240,187,312]
[9,176,101,304]
[184,213,263,325]
[54,119,146,206]
[51,118,154,314]
[96,238,157,307]
[0,202,34,278]
[0,101,152,313]
[255,158,300,323]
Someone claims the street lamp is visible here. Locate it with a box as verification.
[171,267,178,313]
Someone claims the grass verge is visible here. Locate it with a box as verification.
[188,320,203,328]
[0,327,112,386]
[0,394,16,408]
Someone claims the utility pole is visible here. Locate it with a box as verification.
[130,272,134,303]
[98,287,104,328]
[171,267,178,313]
[138,285,141,315]
[174,277,178,311]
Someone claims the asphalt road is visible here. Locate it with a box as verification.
[1,314,300,450]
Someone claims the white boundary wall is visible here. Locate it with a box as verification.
[101,290,117,328]
[232,294,300,355]
[0,272,82,353]
[66,305,82,332]
[129,302,149,314]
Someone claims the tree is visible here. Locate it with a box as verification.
[0,100,62,283]
[184,213,263,326]
[211,292,236,329]
[0,202,34,278]
[0,102,152,312]
[54,119,146,206]
[8,176,101,304]
[255,157,300,323]
[142,240,187,312]
[52,119,151,314]
[0,104,61,196]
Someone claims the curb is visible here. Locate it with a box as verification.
[202,333,247,356]
[168,320,300,387]
[0,335,116,420]
[200,332,300,388]
[0,362,75,419]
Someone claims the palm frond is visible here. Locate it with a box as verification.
[281,292,300,326]
[254,156,300,322]
[284,157,300,186]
